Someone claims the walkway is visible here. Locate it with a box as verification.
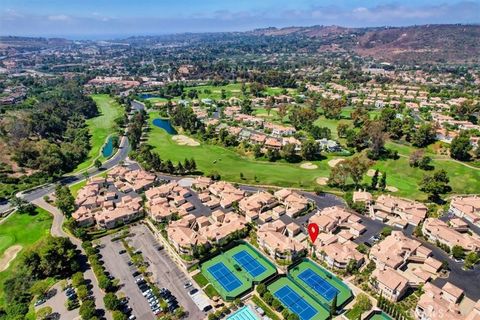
[33,198,111,319]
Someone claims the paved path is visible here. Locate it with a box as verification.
[33,198,111,319]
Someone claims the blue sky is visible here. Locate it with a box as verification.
[1,0,479,39]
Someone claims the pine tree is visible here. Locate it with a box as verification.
[371,169,379,189]
[190,158,197,171]
[379,171,387,190]
[184,158,191,172]
[330,293,337,317]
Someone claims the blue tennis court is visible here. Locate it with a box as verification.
[207,262,243,292]
[298,268,339,301]
[274,285,318,320]
[232,250,266,277]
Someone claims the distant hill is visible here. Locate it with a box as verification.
[2,24,479,64]
[251,24,480,64]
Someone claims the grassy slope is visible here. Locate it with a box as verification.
[73,94,123,172]
[371,141,480,200]
[148,112,332,189]
[0,208,53,305]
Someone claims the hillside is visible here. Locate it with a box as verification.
[252,24,480,64]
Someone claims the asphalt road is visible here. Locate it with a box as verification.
[9,136,130,208]
[129,224,206,320]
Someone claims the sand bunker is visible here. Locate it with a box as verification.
[316,177,329,185]
[172,135,200,147]
[367,169,382,177]
[328,158,345,168]
[300,162,318,170]
[0,245,22,272]
[386,186,399,192]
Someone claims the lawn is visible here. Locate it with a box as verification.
[72,94,123,172]
[148,111,333,189]
[0,208,53,306]
[370,141,480,199]
[192,272,209,287]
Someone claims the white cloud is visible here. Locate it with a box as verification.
[48,14,70,21]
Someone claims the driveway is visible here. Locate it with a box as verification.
[129,224,206,320]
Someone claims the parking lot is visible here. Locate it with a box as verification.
[99,223,206,320]
[99,234,155,320]
[128,223,207,320]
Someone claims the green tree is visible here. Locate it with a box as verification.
[79,300,96,320]
[281,143,298,163]
[72,272,85,287]
[301,140,320,160]
[271,298,282,311]
[112,310,127,320]
[465,252,479,269]
[54,185,75,216]
[288,313,300,320]
[253,144,262,158]
[77,284,89,301]
[30,281,50,299]
[103,293,120,311]
[419,169,451,201]
[330,293,337,317]
[263,292,273,304]
[451,245,465,260]
[411,124,436,147]
[379,172,387,191]
[371,170,379,189]
[36,306,53,320]
[94,159,102,169]
[450,132,472,161]
[257,283,267,296]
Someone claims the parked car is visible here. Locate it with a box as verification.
[132,271,141,277]
[183,282,192,289]
[128,315,136,320]
[189,288,198,295]
[34,299,46,307]
[119,249,127,254]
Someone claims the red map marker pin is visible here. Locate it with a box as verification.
[308,223,319,243]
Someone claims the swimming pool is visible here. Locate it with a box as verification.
[227,305,260,320]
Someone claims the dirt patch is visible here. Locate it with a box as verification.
[328,158,345,168]
[386,186,399,192]
[0,245,22,272]
[172,135,200,147]
[367,169,382,177]
[316,177,329,185]
[300,162,318,170]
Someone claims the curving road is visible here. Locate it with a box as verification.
[17,135,130,204]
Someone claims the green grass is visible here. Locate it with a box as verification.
[73,94,123,172]
[192,272,209,287]
[204,284,220,299]
[314,116,352,140]
[289,259,353,309]
[0,208,53,306]
[251,295,281,320]
[267,276,330,320]
[345,305,365,320]
[370,141,480,199]
[69,170,109,197]
[200,243,276,300]
[148,111,334,189]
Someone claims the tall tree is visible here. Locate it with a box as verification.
[55,185,75,216]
